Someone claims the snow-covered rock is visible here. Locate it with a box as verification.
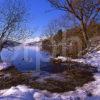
[55,56,67,62]
[54,56,71,62]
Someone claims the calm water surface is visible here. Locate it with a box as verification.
[1,45,52,72]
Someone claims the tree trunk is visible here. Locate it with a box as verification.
[0,53,2,63]
[0,45,3,63]
[81,21,89,49]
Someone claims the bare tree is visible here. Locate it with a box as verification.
[0,0,31,62]
[43,15,69,38]
[48,0,100,48]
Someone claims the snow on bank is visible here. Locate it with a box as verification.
[84,51,100,67]
[0,51,100,100]
[0,62,12,71]
[73,50,100,70]
[55,51,100,68]
[0,85,88,100]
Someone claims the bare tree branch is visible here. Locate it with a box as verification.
[48,0,100,49]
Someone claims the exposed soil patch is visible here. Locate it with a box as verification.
[0,62,97,93]
[0,67,30,89]
[30,65,95,93]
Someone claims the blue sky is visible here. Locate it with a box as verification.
[26,0,63,37]
[0,0,64,40]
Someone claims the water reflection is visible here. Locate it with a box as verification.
[1,45,51,72]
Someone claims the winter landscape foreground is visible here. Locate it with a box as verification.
[0,50,100,100]
[0,0,100,99]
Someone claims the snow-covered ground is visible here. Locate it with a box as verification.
[0,50,100,100]
[0,62,12,71]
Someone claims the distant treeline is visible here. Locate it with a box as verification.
[42,22,100,58]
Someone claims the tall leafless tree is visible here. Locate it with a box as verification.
[0,0,32,62]
[48,0,100,48]
[43,15,69,38]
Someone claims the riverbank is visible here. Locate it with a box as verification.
[0,61,96,93]
[0,50,100,99]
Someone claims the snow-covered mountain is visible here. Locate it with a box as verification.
[24,37,42,46]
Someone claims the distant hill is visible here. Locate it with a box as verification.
[4,40,21,47]
[26,41,42,46]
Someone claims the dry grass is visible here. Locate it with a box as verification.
[0,62,97,93]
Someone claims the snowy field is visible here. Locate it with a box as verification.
[0,50,100,100]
